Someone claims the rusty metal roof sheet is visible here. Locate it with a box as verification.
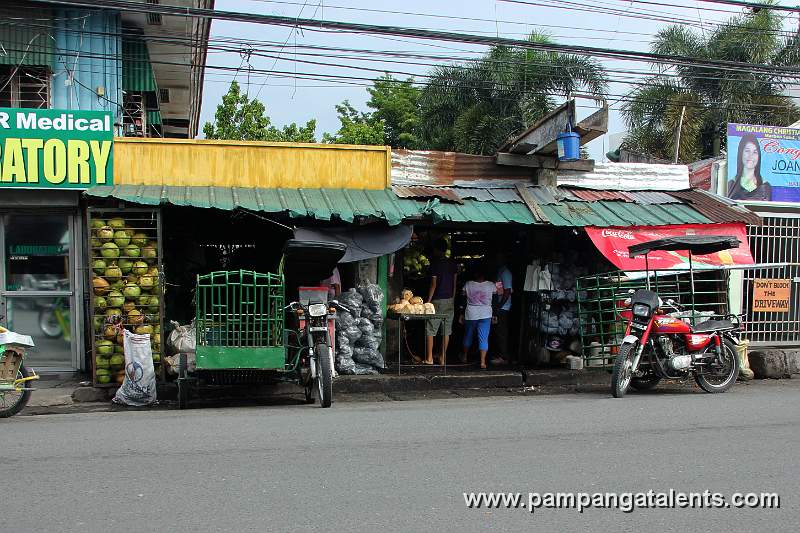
[392,186,463,204]
[453,187,522,203]
[623,191,681,204]
[391,149,533,186]
[667,189,762,225]
[568,189,633,202]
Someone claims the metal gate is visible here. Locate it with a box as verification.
[741,215,800,346]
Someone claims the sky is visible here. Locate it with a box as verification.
[199,0,797,160]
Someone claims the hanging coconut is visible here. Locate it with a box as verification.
[100,242,120,259]
[132,261,149,275]
[97,226,114,242]
[92,259,107,275]
[113,230,131,248]
[107,217,126,230]
[104,262,122,280]
[118,258,133,274]
[124,244,141,258]
[131,233,148,247]
[93,277,110,296]
[127,309,145,325]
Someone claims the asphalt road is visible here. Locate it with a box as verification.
[3,380,799,533]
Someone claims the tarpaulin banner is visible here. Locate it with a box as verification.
[586,223,754,272]
[727,123,800,203]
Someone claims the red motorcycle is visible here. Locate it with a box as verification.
[611,235,742,398]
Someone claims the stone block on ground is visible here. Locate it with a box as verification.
[787,350,800,375]
[72,387,109,403]
[748,349,800,379]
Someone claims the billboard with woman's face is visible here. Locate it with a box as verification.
[727,123,800,203]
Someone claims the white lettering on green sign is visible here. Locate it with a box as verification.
[0,108,113,189]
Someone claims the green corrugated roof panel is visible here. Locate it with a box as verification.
[85,184,716,228]
[147,110,162,125]
[538,201,712,227]
[122,38,157,92]
[0,19,54,67]
[86,186,423,226]
[433,199,537,224]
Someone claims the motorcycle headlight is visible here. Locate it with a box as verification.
[308,303,327,317]
[632,303,651,318]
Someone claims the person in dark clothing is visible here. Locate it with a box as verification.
[424,239,458,365]
[492,252,513,365]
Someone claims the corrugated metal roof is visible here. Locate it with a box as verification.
[86,186,422,226]
[623,191,681,204]
[433,199,537,225]
[392,186,463,204]
[569,189,632,202]
[538,201,711,227]
[147,110,162,126]
[668,189,762,225]
[86,184,754,229]
[123,38,157,92]
[452,187,522,203]
[0,8,54,67]
[557,163,690,191]
[391,149,533,186]
[523,186,579,205]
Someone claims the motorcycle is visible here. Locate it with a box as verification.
[287,291,337,408]
[610,235,742,398]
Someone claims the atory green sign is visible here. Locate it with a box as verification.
[0,108,113,189]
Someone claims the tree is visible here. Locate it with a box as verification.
[621,5,800,162]
[322,101,385,145]
[417,32,608,155]
[366,75,420,148]
[203,81,317,142]
[324,75,419,148]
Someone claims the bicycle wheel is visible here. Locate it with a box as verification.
[0,365,33,418]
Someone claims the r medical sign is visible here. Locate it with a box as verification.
[0,108,113,189]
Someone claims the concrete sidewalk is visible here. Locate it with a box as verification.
[18,368,607,415]
[19,367,775,416]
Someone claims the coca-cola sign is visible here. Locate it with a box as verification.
[727,123,800,203]
[586,223,754,273]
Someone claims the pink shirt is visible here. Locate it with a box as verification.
[464,280,495,320]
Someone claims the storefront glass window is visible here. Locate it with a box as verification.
[3,296,73,368]
[4,215,70,292]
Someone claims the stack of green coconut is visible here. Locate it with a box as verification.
[90,216,161,384]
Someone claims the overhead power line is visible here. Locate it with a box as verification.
[37,0,800,78]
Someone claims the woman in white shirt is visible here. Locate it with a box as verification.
[459,266,496,369]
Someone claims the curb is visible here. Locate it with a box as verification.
[333,372,524,393]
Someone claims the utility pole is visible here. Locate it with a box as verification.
[674,105,686,164]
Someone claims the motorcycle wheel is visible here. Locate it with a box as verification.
[38,309,62,339]
[631,375,661,391]
[611,342,636,398]
[0,365,32,418]
[695,338,739,393]
[315,343,333,408]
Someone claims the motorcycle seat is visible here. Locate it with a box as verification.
[692,319,734,333]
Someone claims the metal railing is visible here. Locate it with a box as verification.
[742,216,800,346]
[576,269,728,368]
[195,270,284,348]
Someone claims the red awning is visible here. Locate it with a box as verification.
[586,223,755,272]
